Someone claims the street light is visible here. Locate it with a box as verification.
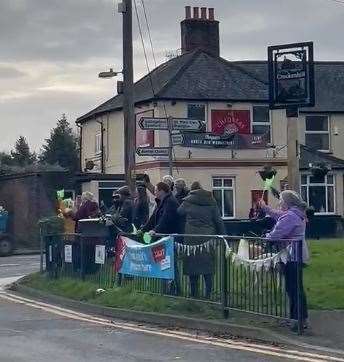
[98,68,122,79]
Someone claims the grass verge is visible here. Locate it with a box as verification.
[305,239,344,310]
[22,273,222,319]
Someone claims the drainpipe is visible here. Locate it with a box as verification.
[97,119,105,174]
[76,123,83,172]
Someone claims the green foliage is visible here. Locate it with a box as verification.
[23,274,221,319]
[39,114,80,173]
[304,239,344,310]
[38,216,64,235]
[10,136,37,166]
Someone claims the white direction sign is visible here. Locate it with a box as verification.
[139,117,168,130]
[171,118,204,131]
[139,117,204,131]
[171,133,184,146]
[136,147,169,157]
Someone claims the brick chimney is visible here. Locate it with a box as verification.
[181,6,220,57]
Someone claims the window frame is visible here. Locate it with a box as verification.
[301,173,336,215]
[304,114,330,152]
[251,105,272,142]
[212,177,236,220]
[95,133,102,155]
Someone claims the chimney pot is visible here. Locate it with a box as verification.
[200,7,207,20]
[208,8,215,21]
[185,6,191,19]
[193,7,199,19]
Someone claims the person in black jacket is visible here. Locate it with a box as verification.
[142,182,182,235]
[110,186,134,233]
[133,182,149,229]
[174,178,189,205]
[141,182,181,295]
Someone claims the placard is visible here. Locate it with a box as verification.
[95,245,106,265]
[64,244,72,263]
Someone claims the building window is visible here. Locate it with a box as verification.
[187,104,206,121]
[305,115,330,151]
[301,174,335,214]
[252,105,271,142]
[212,177,235,219]
[95,133,101,154]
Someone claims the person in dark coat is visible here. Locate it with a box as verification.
[142,182,182,235]
[174,178,189,205]
[142,182,182,295]
[133,183,149,229]
[111,186,134,233]
[178,181,225,299]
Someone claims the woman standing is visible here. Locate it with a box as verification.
[259,190,310,331]
[178,181,225,299]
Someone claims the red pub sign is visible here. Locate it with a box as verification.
[211,110,251,135]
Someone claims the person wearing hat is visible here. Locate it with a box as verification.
[133,182,149,229]
[259,190,310,331]
[110,186,134,233]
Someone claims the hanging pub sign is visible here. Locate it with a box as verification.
[268,42,315,109]
[179,132,268,149]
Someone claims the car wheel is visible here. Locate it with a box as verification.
[0,238,13,256]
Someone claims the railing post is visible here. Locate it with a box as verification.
[297,239,304,335]
[221,238,229,319]
[80,236,85,281]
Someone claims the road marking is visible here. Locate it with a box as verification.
[0,264,20,267]
[1,292,343,362]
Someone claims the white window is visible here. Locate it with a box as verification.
[301,174,335,214]
[252,105,271,142]
[305,115,330,152]
[212,177,235,219]
[95,133,101,154]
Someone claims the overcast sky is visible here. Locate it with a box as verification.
[1,0,344,152]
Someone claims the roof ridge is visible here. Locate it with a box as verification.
[155,49,202,98]
[301,144,344,165]
[201,53,269,86]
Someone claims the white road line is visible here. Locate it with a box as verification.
[0,264,20,267]
[1,292,343,362]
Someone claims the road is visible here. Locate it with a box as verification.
[0,255,341,362]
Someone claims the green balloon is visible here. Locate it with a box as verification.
[143,232,152,244]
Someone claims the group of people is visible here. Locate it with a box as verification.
[63,174,310,331]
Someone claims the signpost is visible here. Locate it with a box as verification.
[268,42,315,192]
[139,117,204,131]
[136,147,169,157]
[171,132,184,146]
[136,117,205,176]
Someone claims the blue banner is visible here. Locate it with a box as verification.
[116,236,175,280]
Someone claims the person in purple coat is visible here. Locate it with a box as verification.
[259,190,310,331]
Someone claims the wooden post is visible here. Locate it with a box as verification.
[286,106,300,192]
[122,0,136,193]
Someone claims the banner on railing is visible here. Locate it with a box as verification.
[115,236,175,280]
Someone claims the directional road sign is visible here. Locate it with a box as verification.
[139,117,204,131]
[136,147,169,157]
[171,118,204,131]
[171,133,184,146]
[139,117,168,130]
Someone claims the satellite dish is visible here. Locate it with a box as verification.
[85,160,95,170]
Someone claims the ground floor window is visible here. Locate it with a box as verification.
[301,174,335,214]
[212,177,235,219]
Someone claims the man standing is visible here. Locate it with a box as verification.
[174,178,189,205]
[110,186,134,233]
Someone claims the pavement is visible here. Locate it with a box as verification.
[0,254,344,362]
